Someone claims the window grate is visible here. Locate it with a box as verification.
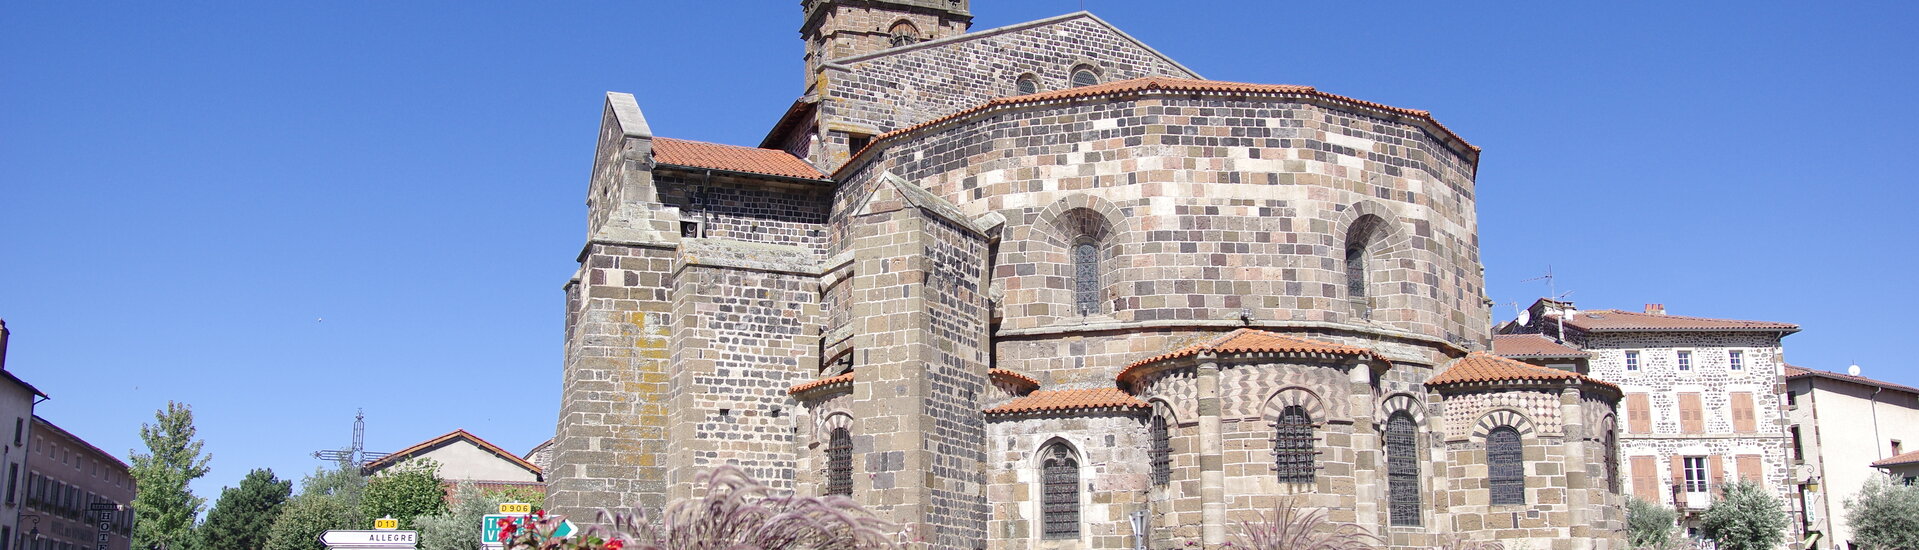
[1487,427,1525,505]
[1073,241,1100,315]
[1071,68,1098,88]
[1385,413,1421,526]
[1150,416,1171,486]
[1017,75,1039,95]
[1042,445,1080,539]
[826,427,852,496]
[1275,406,1315,484]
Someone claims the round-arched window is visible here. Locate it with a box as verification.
[1017,74,1040,95]
[889,20,919,47]
[1070,66,1099,88]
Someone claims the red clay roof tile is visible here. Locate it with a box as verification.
[1785,365,1919,396]
[983,388,1147,416]
[1118,328,1386,386]
[788,371,854,395]
[1491,334,1588,358]
[1427,352,1618,392]
[1872,449,1919,468]
[990,368,1040,390]
[364,429,543,476]
[653,137,826,180]
[1561,310,1798,333]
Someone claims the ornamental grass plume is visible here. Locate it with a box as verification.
[501,465,897,550]
[1230,499,1379,550]
[1435,535,1504,550]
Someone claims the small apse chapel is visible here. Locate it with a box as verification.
[545,2,1627,549]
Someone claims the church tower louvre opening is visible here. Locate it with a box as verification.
[551,2,1628,549]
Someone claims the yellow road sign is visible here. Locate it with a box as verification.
[374,517,399,530]
[499,503,533,515]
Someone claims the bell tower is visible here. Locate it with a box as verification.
[800,0,971,88]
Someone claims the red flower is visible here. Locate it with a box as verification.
[604,540,624,550]
[535,508,547,520]
[500,522,518,540]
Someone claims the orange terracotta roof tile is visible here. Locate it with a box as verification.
[1491,334,1588,358]
[788,371,854,395]
[984,388,1148,416]
[990,368,1040,390]
[846,76,1476,175]
[652,137,826,180]
[1118,329,1387,386]
[1872,449,1919,468]
[1426,352,1619,392]
[364,429,543,476]
[1561,310,1798,333]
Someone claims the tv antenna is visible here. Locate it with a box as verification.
[1520,266,1574,301]
[312,409,390,465]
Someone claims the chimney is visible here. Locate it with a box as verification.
[1644,304,1666,315]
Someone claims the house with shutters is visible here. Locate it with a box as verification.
[1499,299,1799,540]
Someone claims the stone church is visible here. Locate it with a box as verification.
[547,2,1626,549]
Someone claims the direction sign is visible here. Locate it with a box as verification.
[319,529,417,549]
[482,515,577,548]
[499,503,533,514]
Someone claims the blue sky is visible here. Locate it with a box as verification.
[3,1,1915,502]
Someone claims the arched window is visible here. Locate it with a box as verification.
[1150,415,1171,486]
[1073,238,1100,315]
[1016,73,1040,95]
[1345,216,1381,299]
[888,20,919,47]
[1070,65,1099,88]
[1385,412,1420,526]
[1487,426,1524,505]
[826,427,852,496]
[1604,427,1620,493]
[1275,405,1315,483]
[1041,443,1080,539]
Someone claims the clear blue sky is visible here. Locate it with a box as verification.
[4,1,1915,502]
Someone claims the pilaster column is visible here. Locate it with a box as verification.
[1197,353,1226,546]
[1561,386,1592,549]
[1348,360,1381,534]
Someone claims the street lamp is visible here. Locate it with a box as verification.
[19,512,43,543]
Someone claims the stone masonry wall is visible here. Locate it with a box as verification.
[986,413,1150,550]
[553,243,675,516]
[656,171,831,255]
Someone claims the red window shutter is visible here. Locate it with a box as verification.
[1709,455,1725,489]
[1731,393,1756,433]
[1631,456,1658,500]
[1737,455,1764,487]
[1670,455,1686,492]
[1678,393,1704,434]
[1628,393,1652,433]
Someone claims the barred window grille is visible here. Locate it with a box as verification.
[1385,412,1421,526]
[1150,415,1171,486]
[1275,405,1315,484]
[826,427,852,496]
[1073,241,1099,315]
[1071,67,1099,88]
[1042,444,1080,539]
[1017,75,1039,95]
[1345,244,1366,298]
[888,20,919,47]
[1487,426,1525,505]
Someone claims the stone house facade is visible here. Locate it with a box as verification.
[547,2,1626,548]
[1784,365,1919,550]
[1500,299,1799,541]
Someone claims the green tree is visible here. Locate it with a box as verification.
[360,459,446,530]
[1627,497,1680,548]
[1846,473,1919,550]
[1698,480,1788,550]
[416,482,506,550]
[131,401,213,550]
[262,461,365,550]
[197,469,292,550]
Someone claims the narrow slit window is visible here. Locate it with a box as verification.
[1150,415,1171,486]
[1042,444,1080,539]
[1073,240,1100,315]
[1487,426,1525,505]
[826,427,852,496]
[1385,412,1421,526]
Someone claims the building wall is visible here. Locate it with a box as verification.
[0,376,35,547]
[985,413,1149,550]
[1574,330,1796,537]
[24,418,133,550]
[383,442,540,483]
[1788,376,1919,550]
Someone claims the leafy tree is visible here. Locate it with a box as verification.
[361,459,446,530]
[197,469,292,550]
[262,461,365,550]
[131,401,213,550]
[417,482,507,550]
[1698,480,1787,550]
[1627,496,1680,548]
[1846,473,1919,550]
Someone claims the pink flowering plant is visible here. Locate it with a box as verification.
[500,466,897,550]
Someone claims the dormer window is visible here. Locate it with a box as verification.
[889,20,919,47]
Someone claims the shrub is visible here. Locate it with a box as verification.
[1845,473,1919,550]
[1698,480,1787,550]
[1626,497,1679,548]
[501,466,896,550]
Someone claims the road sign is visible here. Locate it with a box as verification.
[482,515,577,548]
[499,502,533,514]
[319,529,417,549]
[374,517,399,530]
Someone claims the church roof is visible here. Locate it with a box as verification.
[990,368,1040,391]
[1491,334,1588,359]
[1559,309,1798,333]
[1427,352,1619,392]
[850,76,1477,173]
[1116,329,1387,390]
[364,429,543,477]
[652,137,826,181]
[984,388,1148,416]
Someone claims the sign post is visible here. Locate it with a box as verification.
[482,504,575,549]
[319,530,417,550]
